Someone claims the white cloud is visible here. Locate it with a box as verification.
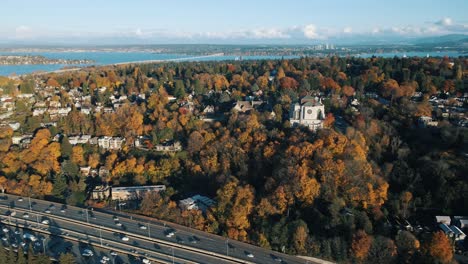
[303,24,319,39]
[436,17,453,26]
[343,27,352,34]
[14,25,33,39]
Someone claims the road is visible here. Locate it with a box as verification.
[0,193,314,264]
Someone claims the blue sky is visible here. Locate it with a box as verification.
[1,0,467,44]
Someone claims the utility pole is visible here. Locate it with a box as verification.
[28,196,32,212]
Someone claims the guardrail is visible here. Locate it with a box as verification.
[0,202,253,264]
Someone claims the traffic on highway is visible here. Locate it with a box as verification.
[0,193,311,264]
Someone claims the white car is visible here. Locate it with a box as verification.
[165,232,174,238]
[23,233,37,242]
[142,258,151,264]
[113,216,119,221]
[17,198,23,202]
[82,249,94,257]
[44,209,51,214]
[139,225,147,230]
[1,237,7,241]
[2,228,9,233]
[14,230,21,235]
[115,222,122,227]
[23,213,29,218]
[41,219,50,225]
[121,236,129,241]
[110,251,118,256]
[246,252,254,258]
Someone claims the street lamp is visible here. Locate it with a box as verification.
[171,247,174,264]
[43,237,47,254]
[99,226,102,246]
[226,239,229,256]
[148,222,151,238]
[28,196,32,212]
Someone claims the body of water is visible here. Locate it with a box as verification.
[0,50,465,76]
[0,52,298,76]
[357,51,465,58]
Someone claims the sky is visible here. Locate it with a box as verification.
[1,0,467,45]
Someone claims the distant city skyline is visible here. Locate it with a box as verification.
[1,0,467,44]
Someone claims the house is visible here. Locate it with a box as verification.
[289,96,325,131]
[80,107,91,115]
[233,100,263,113]
[80,166,91,176]
[418,116,438,128]
[109,137,125,150]
[98,136,125,150]
[33,108,47,116]
[435,216,451,225]
[154,141,182,152]
[12,134,33,145]
[454,216,468,229]
[91,185,111,200]
[179,195,215,212]
[68,135,91,145]
[450,225,466,241]
[439,223,454,237]
[111,185,166,201]
[8,122,20,131]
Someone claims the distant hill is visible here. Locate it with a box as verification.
[412,34,468,46]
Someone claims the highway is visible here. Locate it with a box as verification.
[0,193,313,264]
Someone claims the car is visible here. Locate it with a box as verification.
[82,249,94,257]
[17,198,23,202]
[102,256,110,261]
[44,209,51,214]
[23,233,37,242]
[14,230,21,235]
[113,216,119,221]
[110,251,118,256]
[10,211,16,217]
[2,228,9,233]
[1,236,7,241]
[20,242,26,247]
[165,232,174,238]
[142,258,151,264]
[190,236,199,243]
[139,225,147,230]
[60,209,66,213]
[246,252,254,258]
[115,222,122,227]
[121,236,129,241]
[11,243,18,248]
[49,205,56,210]
[100,260,107,264]
[22,213,29,218]
[41,219,50,225]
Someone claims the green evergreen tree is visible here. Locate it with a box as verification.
[52,173,68,199]
[174,80,186,99]
[60,135,73,159]
[35,254,51,264]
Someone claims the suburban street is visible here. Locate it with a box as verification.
[0,193,314,264]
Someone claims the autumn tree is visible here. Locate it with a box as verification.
[351,230,372,262]
[425,231,453,264]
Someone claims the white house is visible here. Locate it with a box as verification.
[289,96,325,131]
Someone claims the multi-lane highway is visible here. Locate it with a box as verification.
[0,193,313,264]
